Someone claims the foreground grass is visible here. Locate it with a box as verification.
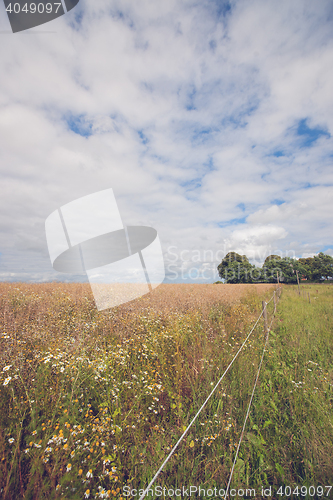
[249,284,333,490]
[0,283,332,499]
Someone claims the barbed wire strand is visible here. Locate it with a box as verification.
[138,288,280,500]
[265,293,275,305]
[224,296,279,498]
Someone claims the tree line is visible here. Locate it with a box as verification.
[216,252,333,284]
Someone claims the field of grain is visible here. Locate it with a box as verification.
[0,282,278,499]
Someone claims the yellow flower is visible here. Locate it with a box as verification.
[63,443,68,449]
[78,469,83,475]
[189,440,194,448]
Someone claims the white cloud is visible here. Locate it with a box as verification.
[0,0,332,283]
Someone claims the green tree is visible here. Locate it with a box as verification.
[298,257,314,280]
[262,257,307,284]
[261,258,282,283]
[298,253,333,281]
[217,252,259,283]
[263,254,282,266]
[312,252,333,280]
[216,251,333,284]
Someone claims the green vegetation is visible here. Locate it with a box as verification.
[217,251,333,284]
[0,283,332,499]
[243,283,333,492]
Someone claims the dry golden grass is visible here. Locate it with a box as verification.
[129,283,276,313]
[0,281,277,499]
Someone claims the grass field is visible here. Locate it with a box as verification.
[0,282,332,499]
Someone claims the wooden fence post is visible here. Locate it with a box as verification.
[308,292,311,304]
[273,292,276,313]
[262,301,267,338]
[296,270,300,296]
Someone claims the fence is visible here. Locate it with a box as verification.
[139,285,283,500]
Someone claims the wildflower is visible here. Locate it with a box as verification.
[86,469,93,478]
[3,376,12,386]
[84,490,90,498]
[32,430,37,436]
[8,438,14,444]
[98,488,109,498]
[45,447,52,453]
[56,484,61,491]
[66,463,72,472]
[78,469,83,475]
[3,365,12,371]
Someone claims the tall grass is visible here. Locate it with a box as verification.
[0,283,332,499]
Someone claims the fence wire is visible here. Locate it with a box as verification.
[224,297,279,497]
[139,286,282,500]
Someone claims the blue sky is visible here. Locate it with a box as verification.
[0,0,332,284]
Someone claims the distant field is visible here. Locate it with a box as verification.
[0,282,332,499]
[0,281,276,312]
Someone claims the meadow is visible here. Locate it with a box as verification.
[0,282,332,499]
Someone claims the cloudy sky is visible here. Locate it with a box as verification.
[0,0,332,284]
